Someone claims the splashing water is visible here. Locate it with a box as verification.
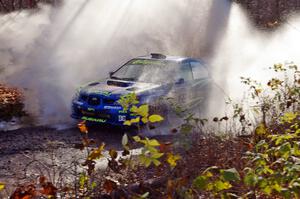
[0,0,299,127]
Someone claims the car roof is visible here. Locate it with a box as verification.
[137,54,200,63]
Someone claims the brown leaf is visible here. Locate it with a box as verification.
[78,121,88,134]
[88,143,105,160]
[213,117,219,122]
[103,179,117,194]
[220,116,229,121]
[159,142,172,153]
[39,176,46,184]
[122,149,130,156]
[109,149,118,159]
[170,128,178,133]
[41,182,57,196]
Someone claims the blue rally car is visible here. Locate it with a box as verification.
[71,53,212,126]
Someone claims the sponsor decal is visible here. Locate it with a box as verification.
[104,106,122,110]
[82,116,107,123]
[86,88,112,97]
[119,110,127,114]
[87,107,95,111]
[118,115,126,122]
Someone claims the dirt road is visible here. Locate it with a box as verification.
[0,125,128,195]
[0,124,173,197]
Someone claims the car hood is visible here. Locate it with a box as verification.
[80,79,166,98]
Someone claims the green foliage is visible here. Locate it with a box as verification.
[280,112,298,124]
[9,63,299,198]
[193,167,240,197]
[118,93,182,170]
[117,92,139,111]
[191,111,299,198]
[123,103,164,126]
[133,136,164,167]
[242,63,300,125]
[166,153,181,168]
[243,112,300,198]
[190,64,300,198]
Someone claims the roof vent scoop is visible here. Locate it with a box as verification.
[150,53,167,59]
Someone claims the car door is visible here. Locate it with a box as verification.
[189,60,211,109]
[170,61,194,108]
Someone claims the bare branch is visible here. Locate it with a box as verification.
[0,0,9,12]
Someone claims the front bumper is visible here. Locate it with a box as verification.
[71,100,134,126]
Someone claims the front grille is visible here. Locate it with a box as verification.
[97,112,111,119]
[103,98,115,105]
[80,94,116,106]
[87,96,101,106]
[80,94,88,102]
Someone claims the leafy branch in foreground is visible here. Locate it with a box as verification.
[119,93,181,169]
[191,63,300,198]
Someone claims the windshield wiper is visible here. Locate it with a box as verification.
[111,76,135,81]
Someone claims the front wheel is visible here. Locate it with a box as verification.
[139,99,181,136]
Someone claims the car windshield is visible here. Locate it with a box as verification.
[111,59,179,83]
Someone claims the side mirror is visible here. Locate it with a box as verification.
[175,78,184,85]
[109,71,114,78]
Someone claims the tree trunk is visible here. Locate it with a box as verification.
[11,0,15,11]
[0,0,9,12]
[19,0,23,9]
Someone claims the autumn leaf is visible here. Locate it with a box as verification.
[39,176,47,184]
[124,117,141,126]
[130,105,138,113]
[147,138,161,146]
[167,153,181,168]
[142,117,148,123]
[88,143,105,160]
[159,142,172,153]
[78,121,88,134]
[0,182,5,191]
[103,179,117,194]
[255,123,266,135]
[123,120,131,126]
[22,196,31,199]
[41,182,58,196]
[131,117,140,124]
[136,104,149,117]
[149,114,164,123]
[281,112,297,123]
[248,143,254,150]
[267,78,283,90]
[255,88,262,95]
[133,136,141,142]
[130,104,149,117]
[109,149,118,159]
